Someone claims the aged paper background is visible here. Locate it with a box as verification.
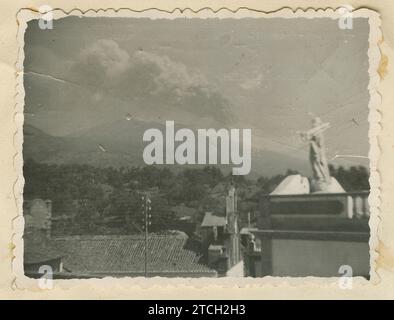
[1,0,393,299]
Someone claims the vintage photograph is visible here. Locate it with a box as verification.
[22,12,373,279]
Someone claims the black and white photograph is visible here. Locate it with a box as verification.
[21,10,375,279]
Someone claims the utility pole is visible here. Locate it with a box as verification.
[141,193,152,277]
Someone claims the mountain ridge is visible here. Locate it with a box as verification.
[23,120,311,177]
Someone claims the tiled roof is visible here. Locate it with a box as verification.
[51,231,216,276]
[201,212,227,227]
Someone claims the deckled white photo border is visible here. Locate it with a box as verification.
[13,7,381,292]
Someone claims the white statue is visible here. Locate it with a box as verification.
[299,117,331,192]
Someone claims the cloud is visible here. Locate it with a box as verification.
[69,39,231,122]
[70,39,130,87]
[132,50,209,94]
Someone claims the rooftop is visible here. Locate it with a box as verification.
[201,212,227,228]
[170,205,197,219]
[24,230,217,277]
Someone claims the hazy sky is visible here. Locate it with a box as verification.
[24,16,371,166]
